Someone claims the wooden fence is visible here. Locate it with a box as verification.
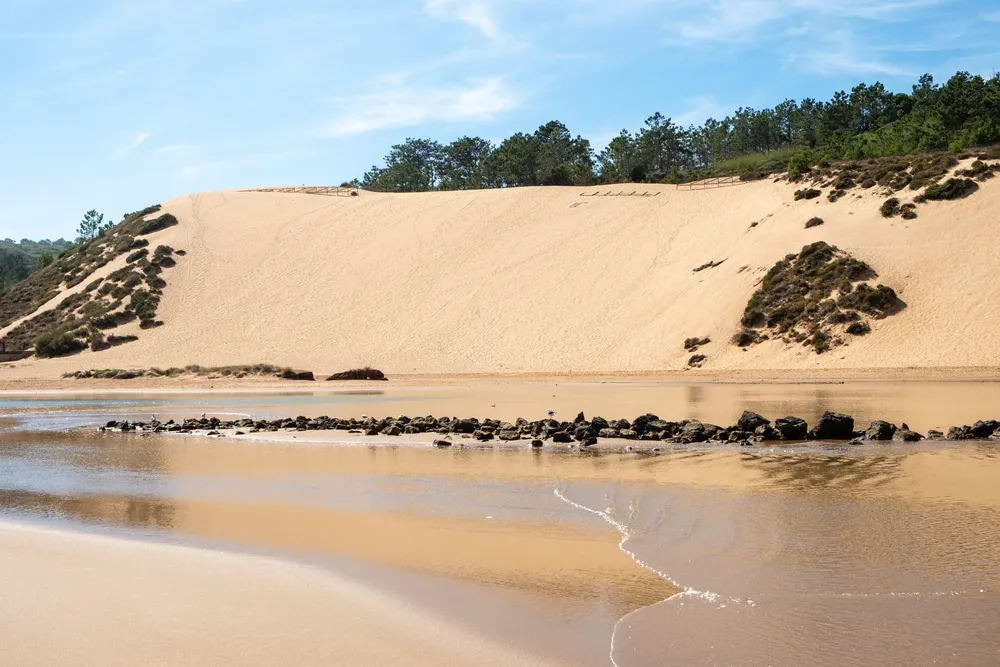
[675,176,746,191]
[241,186,361,197]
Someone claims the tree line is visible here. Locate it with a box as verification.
[358,70,1000,191]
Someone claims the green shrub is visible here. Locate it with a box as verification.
[794,188,821,201]
[846,321,871,336]
[880,198,900,217]
[35,329,87,357]
[805,217,824,229]
[787,152,811,181]
[126,248,148,263]
[924,178,979,201]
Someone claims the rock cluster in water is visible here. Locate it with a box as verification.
[99,411,1000,445]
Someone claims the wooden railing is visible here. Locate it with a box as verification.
[676,176,746,190]
[241,186,361,197]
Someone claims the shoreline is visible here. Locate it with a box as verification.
[5,366,1000,394]
[0,519,571,667]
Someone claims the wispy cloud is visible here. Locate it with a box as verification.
[423,0,501,40]
[673,95,732,126]
[112,132,150,159]
[324,77,521,138]
[153,144,191,155]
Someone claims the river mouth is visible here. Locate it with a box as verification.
[2,386,1000,666]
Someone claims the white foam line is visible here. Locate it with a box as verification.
[553,485,754,667]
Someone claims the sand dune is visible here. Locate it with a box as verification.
[5,169,1000,377]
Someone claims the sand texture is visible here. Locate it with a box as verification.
[4,167,1000,378]
[0,521,567,667]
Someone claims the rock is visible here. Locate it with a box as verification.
[433,439,452,447]
[598,428,620,439]
[234,431,245,436]
[590,416,610,432]
[574,412,586,424]
[474,430,495,441]
[774,416,808,440]
[280,369,315,381]
[551,431,573,443]
[326,368,387,381]
[970,420,1000,438]
[926,429,944,440]
[754,425,778,441]
[864,420,897,441]
[678,421,709,443]
[580,436,598,447]
[497,430,521,441]
[618,429,638,440]
[808,412,855,440]
[893,429,924,442]
[947,426,973,440]
[531,439,543,448]
[737,411,770,433]
[451,419,478,434]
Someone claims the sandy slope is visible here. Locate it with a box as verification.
[0,521,565,667]
[4,170,1000,377]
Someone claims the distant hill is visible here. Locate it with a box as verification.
[0,238,74,292]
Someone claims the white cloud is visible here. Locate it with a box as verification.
[112,131,150,159]
[153,144,191,154]
[324,77,521,138]
[786,30,915,76]
[665,0,951,43]
[423,0,501,40]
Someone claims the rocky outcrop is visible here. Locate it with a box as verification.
[99,410,1000,448]
[326,367,388,381]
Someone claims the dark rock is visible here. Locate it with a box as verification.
[893,429,924,442]
[619,429,638,439]
[498,430,521,441]
[531,439,543,448]
[947,426,973,440]
[580,436,598,447]
[774,416,808,440]
[754,425,778,441]
[280,369,315,381]
[433,439,452,447]
[551,431,573,443]
[451,419,478,434]
[574,412,586,424]
[737,411,770,433]
[327,368,387,381]
[474,430,495,441]
[864,420,897,441]
[598,428,619,439]
[808,412,855,440]
[678,421,709,443]
[590,416,610,432]
[926,429,944,440]
[970,420,1000,438]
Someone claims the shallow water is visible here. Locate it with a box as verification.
[2,389,1000,666]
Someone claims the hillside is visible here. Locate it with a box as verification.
[2,155,999,378]
[0,238,74,292]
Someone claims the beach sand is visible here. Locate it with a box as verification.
[0,520,573,667]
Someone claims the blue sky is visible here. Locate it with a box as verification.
[1,0,998,240]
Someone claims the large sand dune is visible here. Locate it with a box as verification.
[5,171,1000,376]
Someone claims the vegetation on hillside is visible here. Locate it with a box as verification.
[0,205,181,356]
[357,71,1000,190]
[0,238,73,292]
[737,242,901,355]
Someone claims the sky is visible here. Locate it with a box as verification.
[1,0,998,240]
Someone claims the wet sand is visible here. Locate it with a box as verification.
[3,390,1000,666]
[0,521,569,667]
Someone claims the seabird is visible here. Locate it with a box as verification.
[546,409,556,417]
